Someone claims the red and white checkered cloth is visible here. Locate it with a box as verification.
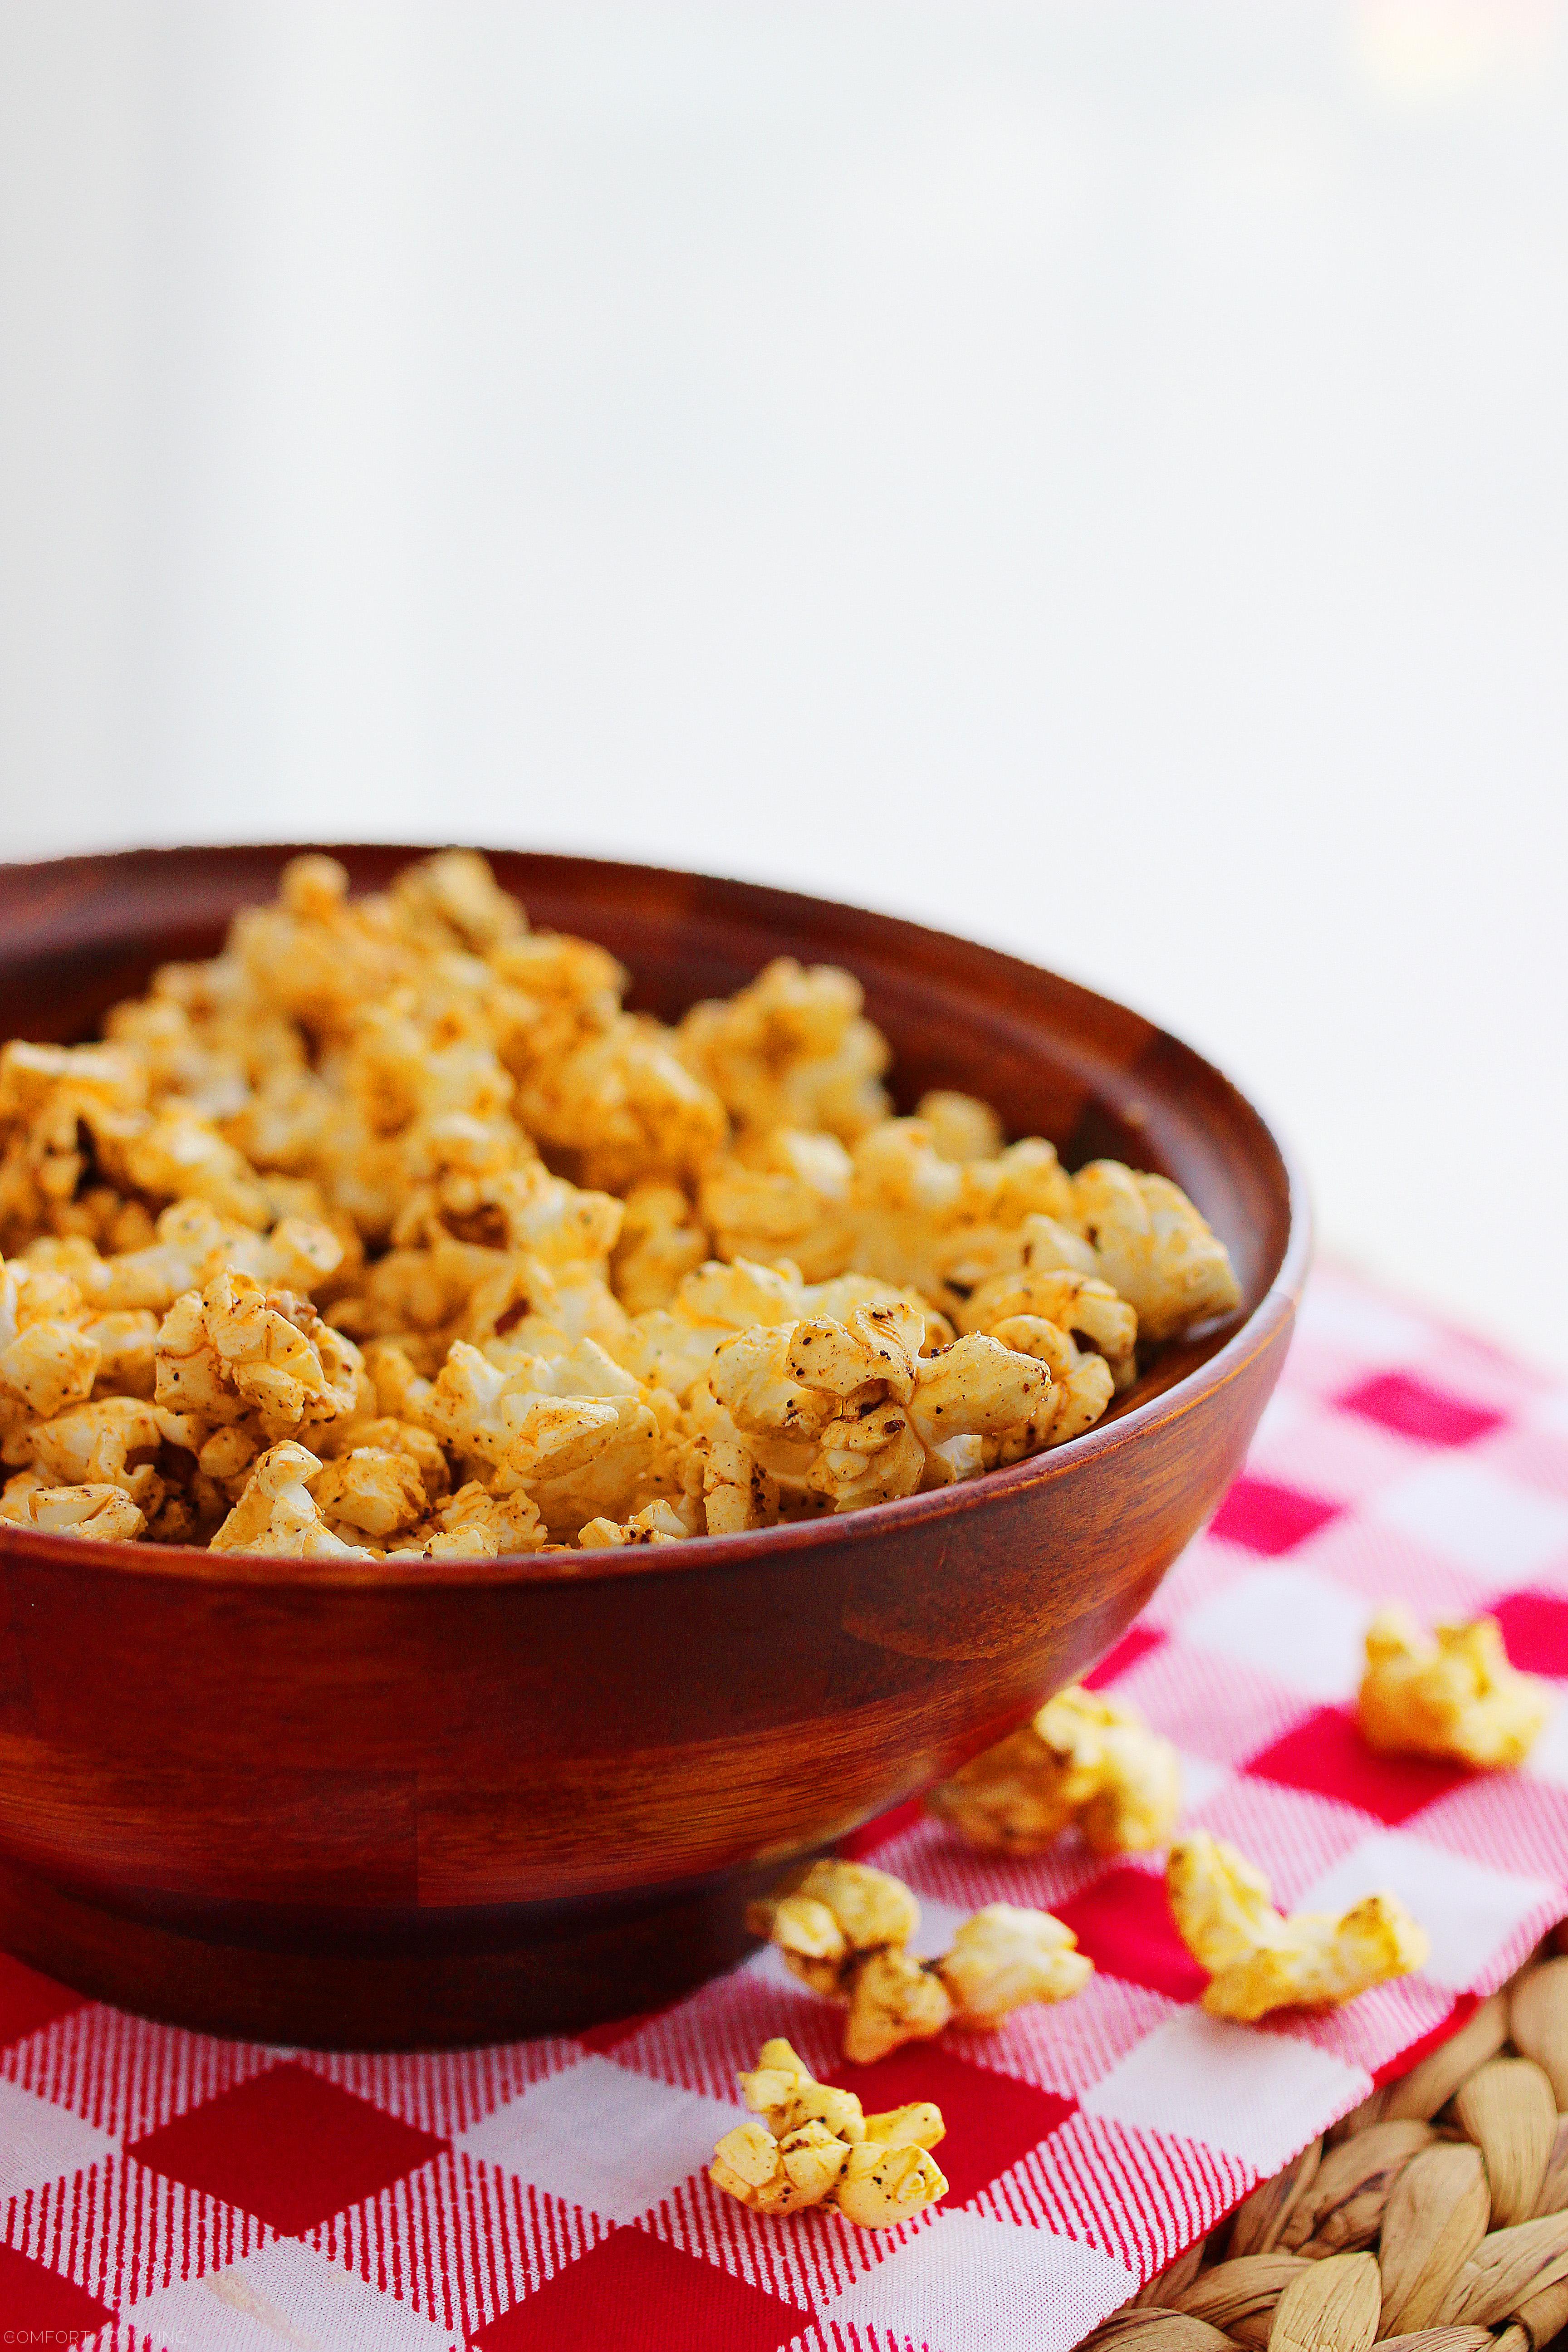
[5,1264,1568,2352]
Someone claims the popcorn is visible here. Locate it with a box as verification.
[210,1441,377,1558]
[0,850,1240,1556]
[930,1684,1182,1858]
[957,1266,1139,1393]
[0,1475,147,1540]
[1359,1606,1552,1770]
[609,1181,709,1313]
[916,1090,1004,1164]
[1069,1161,1241,1343]
[936,1903,1094,2026]
[1167,1831,1430,2022]
[747,1858,1090,2063]
[710,2037,947,2228]
[154,1270,363,1443]
[678,959,891,1142]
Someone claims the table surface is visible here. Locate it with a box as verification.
[1,1263,1567,2350]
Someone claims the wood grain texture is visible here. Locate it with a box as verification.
[0,845,1310,2046]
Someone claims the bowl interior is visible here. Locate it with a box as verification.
[0,842,1299,1429]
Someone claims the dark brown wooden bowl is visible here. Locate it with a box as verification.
[0,846,1308,2047]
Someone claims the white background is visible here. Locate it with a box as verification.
[0,1,1563,1361]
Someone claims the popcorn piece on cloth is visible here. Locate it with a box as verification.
[929,1684,1182,1857]
[1359,1606,1552,1770]
[748,1858,1091,2063]
[709,2037,947,2228]
[936,1902,1094,2027]
[1167,1831,1429,2022]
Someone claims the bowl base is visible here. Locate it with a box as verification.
[0,1852,784,2048]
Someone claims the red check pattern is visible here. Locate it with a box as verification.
[4,1265,1568,2352]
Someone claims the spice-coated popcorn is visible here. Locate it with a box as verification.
[1166,1831,1430,2022]
[747,1858,1091,2063]
[210,1441,377,1559]
[0,851,1240,1556]
[929,1684,1183,1858]
[709,2037,947,2228]
[1358,1605,1552,1770]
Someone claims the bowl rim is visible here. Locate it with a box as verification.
[0,844,1312,1593]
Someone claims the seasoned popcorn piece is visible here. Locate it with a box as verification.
[706,1323,836,1446]
[231,854,408,1039]
[81,1309,161,1396]
[610,1182,709,1313]
[388,848,527,954]
[155,1270,363,1442]
[748,1860,921,1996]
[907,1332,1053,1458]
[416,1477,548,1557]
[960,1267,1138,1392]
[843,1947,954,2064]
[936,1903,1093,2027]
[33,1200,348,1316]
[0,1305,100,1419]
[834,2138,950,2229]
[309,1446,430,1540]
[983,1316,1115,1449]
[698,1128,856,1280]
[712,2038,947,2229]
[746,1859,1088,2063]
[0,1476,147,1541]
[1359,1606,1552,1770]
[700,1435,780,1535]
[678,958,892,1143]
[210,1441,377,1558]
[1167,1831,1429,2022]
[788,1299,925,1405]
[929,1684,1182,1858]
[611,1258,806,1400]
[576,1497,700,1548]
[1070,1161,1241,1343]
[916,1090,1004,1164]
[25,1396,167,1514]
[518,1018,728,1195]
[426,1336,667,1534]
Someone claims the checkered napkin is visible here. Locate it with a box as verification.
[5,1268,1568,2352]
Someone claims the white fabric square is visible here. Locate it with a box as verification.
[1371,1460,1568,1582]
[1180,1566,1372,1701]
[0,2073,115,2198]
[1294,1286,1433,1360]
[129,2237,451,2352]
[1081,2009,1367,2170]
[1176,1753,1233,1817]
[817,2209,1136,2352]
[1525,1698,1568,1791]
[454,2050,742,2225]
[1293,1832,1559,1990]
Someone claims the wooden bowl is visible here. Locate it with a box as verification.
[0,846,1308,2047]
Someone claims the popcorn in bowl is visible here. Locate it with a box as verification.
[0,850,1242,1558]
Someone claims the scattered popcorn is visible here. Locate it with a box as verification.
[1167,1831,1430,2022]
[709,2038,948,2228]
[747,1857,1090,2062]
[936,1902,1094,2026]
[929,1684,1182,1857]
[0,850,1240,1556]
[1359,1606,1552,1770]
